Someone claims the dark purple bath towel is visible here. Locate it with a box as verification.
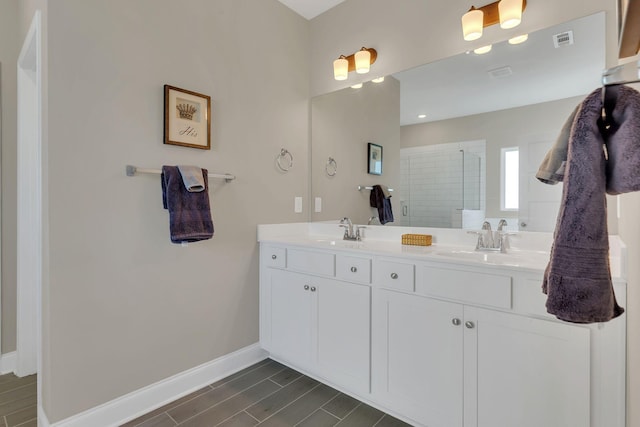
[161,166,214,243]
[540,87,639,323]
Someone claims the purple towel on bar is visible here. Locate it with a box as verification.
[161,166,214,244]
[541,88,633,323]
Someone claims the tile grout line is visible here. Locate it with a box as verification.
[244,410,261,423]
[318,393,344,420]
[293,407,339,427]
[252,382,322,425]
[171,366,289,425]
[334,402,362,425]
[165,411,179,426]
[209,359,275,390]
[370,413,387,427]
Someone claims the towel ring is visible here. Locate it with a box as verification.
[276,148,294,172]
[326,157,338,176]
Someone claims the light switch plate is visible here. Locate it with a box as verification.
[315,197,322,212]
[295,196,303,213]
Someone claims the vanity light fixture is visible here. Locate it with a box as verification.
[508,34,528,44]
[333,47,378,81]
[461,0,527,41]
[473,44,492,54]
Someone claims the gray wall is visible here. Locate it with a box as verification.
[311,77,400,224]
[400,96,583,220]
[40,0,309,422]
[0,0,19,354]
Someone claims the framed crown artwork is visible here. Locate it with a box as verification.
[164,85,211,150]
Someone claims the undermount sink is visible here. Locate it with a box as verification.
[435,249,548,268]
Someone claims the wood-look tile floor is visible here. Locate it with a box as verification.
[121,359,412,427]
[0,373,37,427]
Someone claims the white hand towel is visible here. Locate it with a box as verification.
[177,165,206,192]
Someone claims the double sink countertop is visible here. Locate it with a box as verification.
[257,221,627,280]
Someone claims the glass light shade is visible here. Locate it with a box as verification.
[355,49,371,74]
[462,9,483,41]
[499,0,523,29]
[473,44,492,54]
[508,34,528,44]
[333,57,348,81]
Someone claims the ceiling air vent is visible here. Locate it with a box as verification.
[488,66,513,79]
[553,30,574,48]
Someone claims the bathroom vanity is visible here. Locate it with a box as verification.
[258,223,627,427]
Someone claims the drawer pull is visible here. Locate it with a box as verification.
[390,273,399,279]
[271,254,277,260]
[350,266,358,273]
[310,286,317,292]
[452,318,461,326]
[304,285,310,290]
[465,321,475,329]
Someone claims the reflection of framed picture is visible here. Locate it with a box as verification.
[368,143,383,175]
[164,85,211,150]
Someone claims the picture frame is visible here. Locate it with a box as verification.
[164,85,211,150]
[368,143,383,175]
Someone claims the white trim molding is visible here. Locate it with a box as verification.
[0,352,16,375]
[42,343,267,427]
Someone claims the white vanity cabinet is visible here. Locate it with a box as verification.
[372,258,601,427]
[259,240,626,427]
[260,245,371,394]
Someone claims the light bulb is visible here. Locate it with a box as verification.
[333,56,348,81]
[499,0,523,29]
[473,44,492,54]
[462,8,484,41]
[355,48,371,74]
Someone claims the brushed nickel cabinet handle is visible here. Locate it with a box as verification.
[452,318,461,326]
[271,254,277,260]
[390,273,398,279]
[350,266,358,273]
[465,321,475,329]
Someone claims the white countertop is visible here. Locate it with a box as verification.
[257,222,627,280]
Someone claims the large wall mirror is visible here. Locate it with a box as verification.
[311,12,605,232]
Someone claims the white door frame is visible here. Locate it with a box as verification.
[16,10,42,378]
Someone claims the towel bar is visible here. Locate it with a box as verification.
[126,165,236,182]
[358,185,394,192]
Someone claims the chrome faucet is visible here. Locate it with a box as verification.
[468,219,514,253]
[481,221,494,248]
[339,217,364,241]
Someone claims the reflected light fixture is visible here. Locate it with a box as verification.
[461,0,526,41]
[350,83,363,89]
[508,34,528,44]
[418,114,427,119]
[473,44,492,54]
[333,47,377,81]
[372,76,385,83]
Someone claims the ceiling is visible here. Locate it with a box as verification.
[277,0,345,20]
[394,13,605,125]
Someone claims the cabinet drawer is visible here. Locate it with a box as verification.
[288,248,335,276]
[262,246,286,268]
[417,265,511,309]
[336,255,372,284]
[375,260,415,292]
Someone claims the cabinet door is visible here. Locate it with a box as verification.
[269,269,314,369]
[468,307,590,427]
[373,289,464,427]
[315,277,371,394]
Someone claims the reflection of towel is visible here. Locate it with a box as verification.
[535,104,578,184]
[161,166,214,244]
[178,165,206,192]
[369,185,394,225]
[541,88,630,323]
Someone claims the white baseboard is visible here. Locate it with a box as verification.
[38,405,51,427]
[0,352,17,375]
[43,343,267,427]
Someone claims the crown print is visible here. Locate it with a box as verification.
[176,103,198,120]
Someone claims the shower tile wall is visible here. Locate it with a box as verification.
[400,141,485,228]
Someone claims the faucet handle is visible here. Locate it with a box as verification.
[355,225,367,240]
